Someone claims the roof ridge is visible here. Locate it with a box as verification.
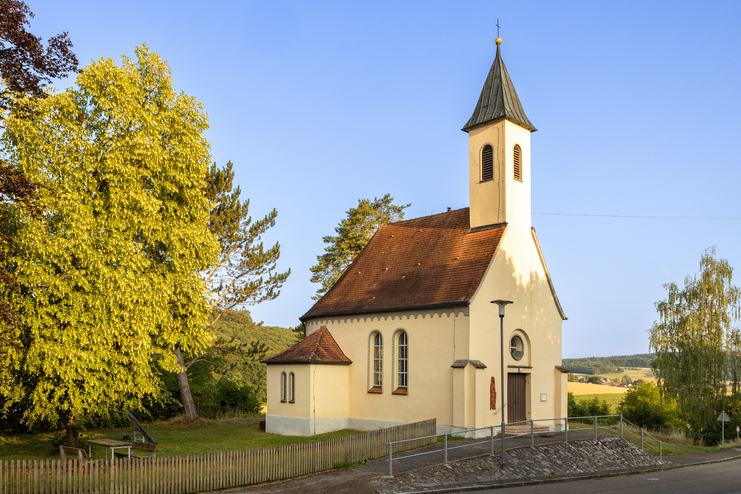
[388,207,469,226]
[310,327,324,360]
[262,326,352,364]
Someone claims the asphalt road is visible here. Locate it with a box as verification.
[469,458,741,494]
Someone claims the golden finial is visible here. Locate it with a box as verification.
[495,19,502,45]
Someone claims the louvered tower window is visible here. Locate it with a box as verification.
[481,144,493,182]
[513,144,523,182]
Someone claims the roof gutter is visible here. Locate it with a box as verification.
[262,360,352,366]
[300,300,470,323]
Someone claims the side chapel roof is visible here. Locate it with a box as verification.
[461,44,536,133]
[262,326,351,365]
[301,208,505,321]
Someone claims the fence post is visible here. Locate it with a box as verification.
[620,414,623,439]
[659,441,662,461]
[490,426,494,456]
[564,417,568,443]
[641,428,644,451]
[443,434,448,467]
[594,416,597,440]
[530,420,534,448]
[388,443,393,477]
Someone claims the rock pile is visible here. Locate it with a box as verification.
[370,438,668,493]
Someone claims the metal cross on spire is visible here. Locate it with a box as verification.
[496,18,500,38]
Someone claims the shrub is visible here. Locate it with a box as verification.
[215,379,261,414]
[618,382,677,430]
[567,392,587,418]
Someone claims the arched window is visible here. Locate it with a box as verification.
[280,372,287,402]
[482,144,493,182]
[373,332,383,388]
[397,331,408,390]
[289,372,295,403]
[513,144,522,182]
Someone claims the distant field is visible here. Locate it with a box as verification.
[568,382,628,396]
[570,367,656,384]
[600,367,656,383]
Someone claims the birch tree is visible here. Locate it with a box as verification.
[650,248,741,432]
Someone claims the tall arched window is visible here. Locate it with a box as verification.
[289,372,295,403]
[373,332,383,388]
[397,331,408,390]
[513,144,522,182]
[280,372,287,403]
[482,144,493,182]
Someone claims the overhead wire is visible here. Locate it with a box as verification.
[533,212,741,220]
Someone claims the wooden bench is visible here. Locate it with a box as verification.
[59,446,89,461]
[113,442,158,459]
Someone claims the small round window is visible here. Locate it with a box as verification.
[510,335,524,361]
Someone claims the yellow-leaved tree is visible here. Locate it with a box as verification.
[0,45,219,444]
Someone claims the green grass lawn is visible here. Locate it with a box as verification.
[0,413,362,461]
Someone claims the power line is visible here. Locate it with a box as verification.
[533,212,741,220]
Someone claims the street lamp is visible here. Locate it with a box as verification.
[491,299,513,468]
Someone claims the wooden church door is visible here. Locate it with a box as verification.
[507,373,527,423]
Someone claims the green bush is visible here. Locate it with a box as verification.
[567,392,586,418]
[568,393,612,418]
[143,359,261,420]
[215,379,261,414]
[618,382,677,431]
[568,393,618,425]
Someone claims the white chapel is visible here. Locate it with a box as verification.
[263,40,568,436]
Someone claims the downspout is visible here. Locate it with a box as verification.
[312,364,317,435]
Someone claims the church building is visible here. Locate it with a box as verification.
[263,40,568,436]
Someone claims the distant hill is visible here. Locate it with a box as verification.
[563,354,654,376]
[206,308,298,403]
[209,308,297,356]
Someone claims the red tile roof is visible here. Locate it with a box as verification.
[301,208,505,320]
[262,326,352,365]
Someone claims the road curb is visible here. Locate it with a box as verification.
[395,453,741,494]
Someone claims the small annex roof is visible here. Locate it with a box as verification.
[262,326,351,365]
[301,208,505,321]
[462,44,536,133]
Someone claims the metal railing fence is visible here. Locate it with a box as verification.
[385,414,662,476]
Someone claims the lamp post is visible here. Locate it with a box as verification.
[491,299,513,468]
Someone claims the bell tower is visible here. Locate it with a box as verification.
[462,39,536,234]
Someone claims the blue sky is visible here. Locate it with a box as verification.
[29,1,741,358]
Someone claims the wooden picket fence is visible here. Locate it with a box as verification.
[0,419,436,494]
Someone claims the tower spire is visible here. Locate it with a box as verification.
[461,40,536,133]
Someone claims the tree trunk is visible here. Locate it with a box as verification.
[174,346,198,422]
[65,416,79,447]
